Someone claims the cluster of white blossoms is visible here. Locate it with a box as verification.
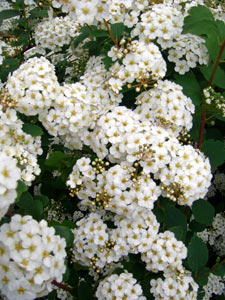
[108,40,166,93]
[202,273,225,300]
[6,56,60,116]
[135,79,195,135]
[0,215,67,300]
[150,268,199,300]
[0,152,21,219]
[198,212,225,256]
[0,99,42,186]
[34,15,80,52]
[96,272,146,300]
[166,33,209,74]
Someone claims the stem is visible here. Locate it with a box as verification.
[103,19,119,48]
[0,31,18,39]
[52,280,72,292]
[195,258,225,281]
[197,38,225,150]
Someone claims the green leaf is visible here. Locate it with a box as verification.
[53,225,74,248]
[15,180,28,202]
[102,56,113,70]
[187,235,208,273]
[189,220,207,232]
[0,9,20,24]
[201,139,225,169]
[200,64,225,89]
[205,33,220,62]
[45,151,65,168]
[212,263,225,277]
[192,199,215,225]
[17,192,43,220]
[17,191,33,210]
[110,23,124,41]
[73,26,90,48]
[173,71,201,106]
[22,123,43,137]
[195,267,209,287]
[62,220,76,229]
[165,206,187,234]
[90,29,108,38]
[168,226,185,242]
[45,290,56,300]
[78,280,93,300]
[183,5,217,36]
[215,20,225,44]
[29,8,48,18]
[33,195,49,207]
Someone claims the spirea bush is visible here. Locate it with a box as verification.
[0,1,225,300]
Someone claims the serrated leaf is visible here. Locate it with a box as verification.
[188,235,208,273]
[201,139,225,169]
[165,206,187,234]
[212,263,225,277]
[0,9,20,24]
[173,70,201,105]
[53,225,74,248]
[192,199,215,225]
[110,23,124,41]
[183,20,218,36]
[168,226,185,241]
[22,123,43,137]
[200,64,225,89]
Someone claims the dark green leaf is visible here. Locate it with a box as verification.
[187,235,208,273]
[90,29,108,38]
[102,56,113,70]
[173,71,201,106]
[165,206,187,234]
[17,191,33,210]
[189,220,207,232]
[73,27,90,48]
[205,33,220,62]
[168,226,185,241]
[0,10,20,24]
[153,207,164,223]
[200,64,225,89]
[22,123,43,137]
[28,199,43,221]
[183,20,218,36]
[62,220,76,229]
[29,8,48,18]
[201,139,225,169]
[110,23,124,41]
[45,290,57,300]
[45,151,65,168]
[15,180,28,202]
[53,225,74,248]
[212,263,225,277]
[215,20,225,44]
[78,280,93,300]
[33,195,49,207]
[195,267,209,287]
[192,199,215,225]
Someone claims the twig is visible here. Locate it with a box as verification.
[52,280,72,292]
[103,18,119,48]
[195,258,225,281]
[197,39,225,150]
[0,31,18,39]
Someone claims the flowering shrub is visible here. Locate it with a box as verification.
[0,0,225,300]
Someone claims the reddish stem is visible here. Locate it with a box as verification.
[52,280,72,292]
[197,39,225,150]
[0,31,18,39]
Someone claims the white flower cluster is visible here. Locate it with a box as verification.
[203,273,225,300]
[0,215,67,300]
[34,16,80,52]
[150,268,198,300]
[52,0,149,26]
[108,40,166,93]
[131,3,183,44]
[198,212,225,256]
[0,152,21,220]
[141,231,187,272]
[0,105,42,185]
[6,57,60,116]
[135,79,195,135]
[167,33,208,74]
[96,272,146,300]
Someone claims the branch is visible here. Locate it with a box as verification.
[0,31,18,39]
[197,39,225,150]
[52,280,72,292]
[195,258,225,281]
[103,19,119,48]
